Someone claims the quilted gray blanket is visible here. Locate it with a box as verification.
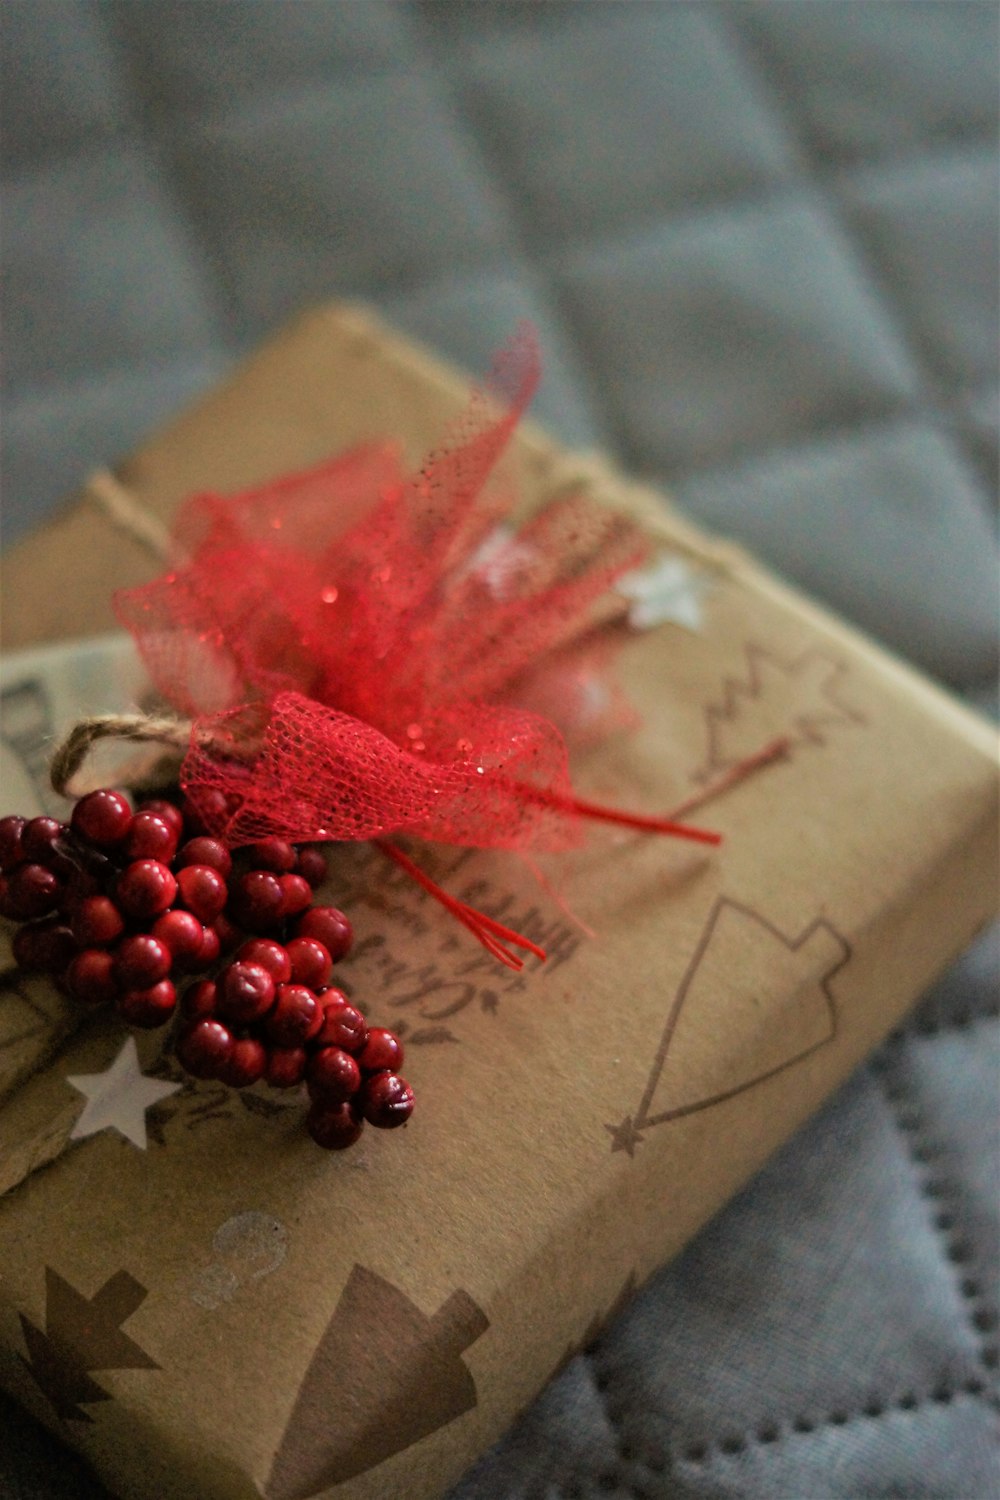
[2,3,997,1498]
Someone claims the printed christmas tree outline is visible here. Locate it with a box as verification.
[607,897,851,1156]
[19,1268,159,1422]
[267,1264,489,1499]
[697,643,865,780]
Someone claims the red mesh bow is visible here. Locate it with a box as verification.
[115,330,719,962]
[117,331,642,844]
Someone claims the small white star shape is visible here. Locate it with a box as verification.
[467,524,541,600]
[67,1036,182,1151]
[618,555,709,632]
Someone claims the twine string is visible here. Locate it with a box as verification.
[82,469,174,563]
[49,715,192,799]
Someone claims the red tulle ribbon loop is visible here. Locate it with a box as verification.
[113,327,723,963]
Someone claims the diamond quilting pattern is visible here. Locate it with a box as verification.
[171,71,513,334]
[456,6,798,247]
[842,148,1000,389]
[741,1,999,164]
[555,197,921,475]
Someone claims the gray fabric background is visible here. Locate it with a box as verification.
[1,3,997,1497]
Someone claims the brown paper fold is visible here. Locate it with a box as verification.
[0,304,997,1500]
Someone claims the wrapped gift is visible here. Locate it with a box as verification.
[0,305,996,1500]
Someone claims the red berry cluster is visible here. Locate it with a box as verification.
[0,790,412,1151]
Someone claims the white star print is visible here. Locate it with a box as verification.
[66,1037,182,1151]
[618,555,709,632]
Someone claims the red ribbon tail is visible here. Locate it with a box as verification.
[515,784,723,846]
[560,794,722,845]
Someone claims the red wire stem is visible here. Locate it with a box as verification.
[513,784,723,846]
[374,839,547,971]
[375,740,789,967]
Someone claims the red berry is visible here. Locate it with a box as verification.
[176,1018,233,1078]
[221,1036,268,1088]
[360,1072,414,1128]
[231,870,284,932]
[152,909,205,968]
[306,1099,363,1151]
[217,960,275,1024]
[137,799,185,839]
[249,838,296,873]
[117,859,177,919]
[176,837,232,878]
[180,790,231,836]
[266,983,322,1047]
[295,906,353,961]
[278,873,312,918]
[212,913,242,953]
[197,925,222,967]
[114,934,172,988]
[12,919,75,973]
[295,846,328,888]
[71,789,132,848]
[118,978,177,1029]
[266,1047,308,1089]
[181,979,218,1020]
[285,935,331,989]
[71,894,125,948]
[124,811,178,863]
[358,1027,404,1074]
[237,937,292,984]
[7,863,62,919]
[22,817,73,872]
[312,991,367,1053]
[176,864,227,923]
[0,815,26,871]
[307,1046,362,1105]
[66,949,119,1006]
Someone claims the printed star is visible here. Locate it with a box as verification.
[67,1037,181,1151]
[605,1115,645,1156]
[618,555,709,632]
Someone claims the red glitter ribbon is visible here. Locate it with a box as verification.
[114,330,719,963]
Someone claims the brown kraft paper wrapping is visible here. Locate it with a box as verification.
[0,304,997,1500]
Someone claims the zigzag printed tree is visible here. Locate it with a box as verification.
[698,644,864,779]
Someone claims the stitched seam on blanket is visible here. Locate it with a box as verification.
[564,1022,1000,1488]
[872,1041,1000,1381]
[891,1002,1000,1042]
[565,1368,995,1489]
[730,5,996,527]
